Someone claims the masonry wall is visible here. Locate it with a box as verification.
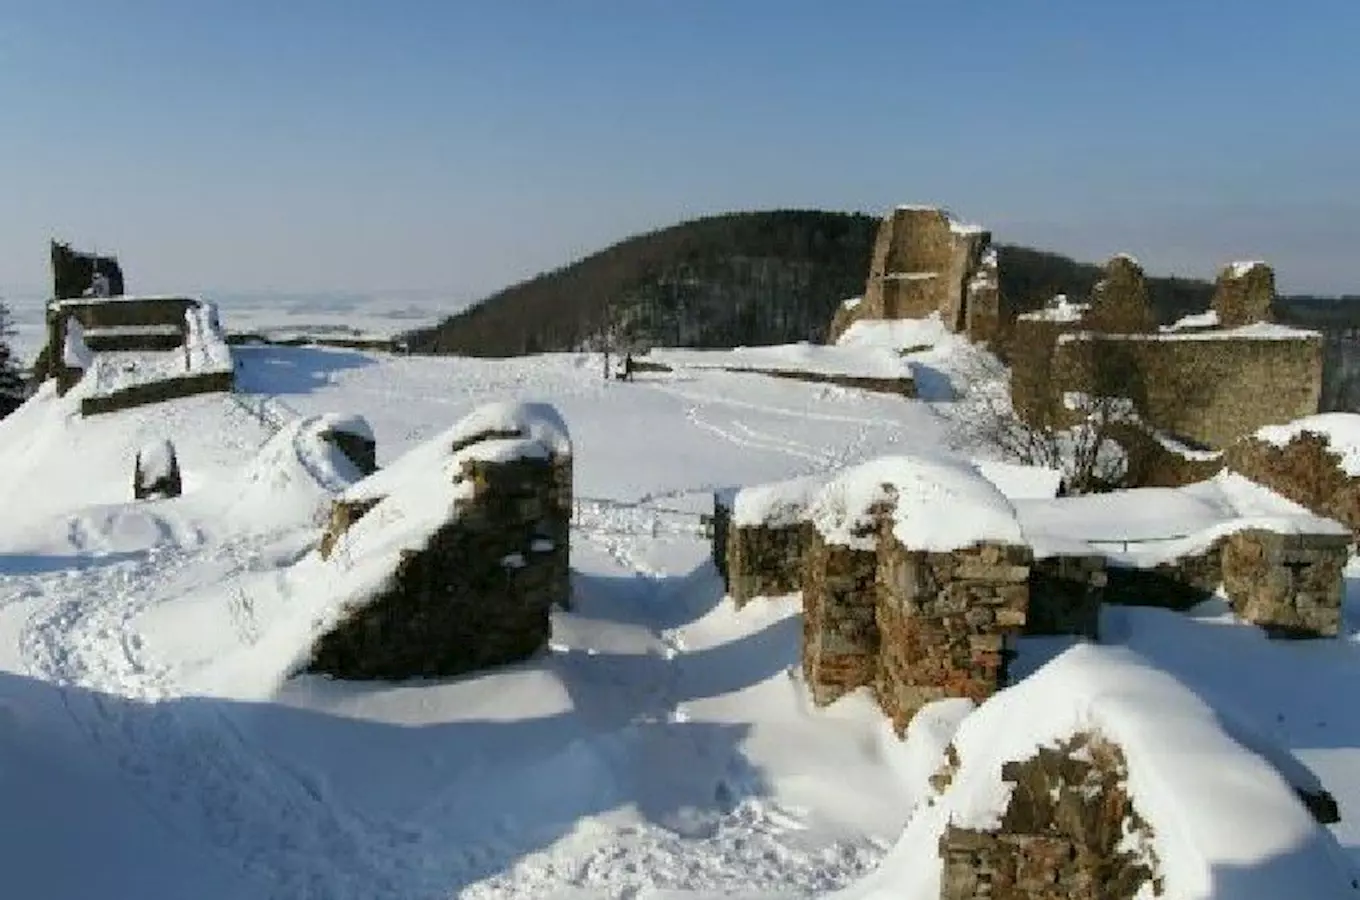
[1226,432,1360,540]
[1221,529,1349,638]
[939,733,1157,900]
[79,371,235,416]
[873,538,1031,734]
[726,522,811,606]
[802,531,880,705]
[1054,333,1323,450]
[309,453,573,679]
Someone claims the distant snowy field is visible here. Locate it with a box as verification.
[2,289,467,366]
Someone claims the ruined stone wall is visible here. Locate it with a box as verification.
[309,452,572,678]
[1102,543,1223,611]
[727,522,811,607]
[1085,255,1155,334]
[51,240,124,300]
[1221,529,1348,638]
[831,207,993,342]
[726,367,916,398]
[1026,554,1104,639]
[802,531,879,705]
[873,538,1031,734]
[1226,432,1360,540]
[44,296,202,381]
[79,371,235,416]
[1213,262,1275,328]
[1054,333,1323,450]
[939,733,1158,900]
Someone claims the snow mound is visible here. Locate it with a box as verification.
[841,644,1356,900]
[732,474,825,527]
[810,454,1022,551]
[136,438,178,483]
[1255,413,1360,476]
[835,313,953,352]
[216,414,368,528]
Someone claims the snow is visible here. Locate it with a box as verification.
[62,318,92,369]
[1163,308,1220,332]
[834,313,952,352]
[840,644,1357,900]
[810,454,1023,552]
[1017,471,1348,564]
[1059,321,1320,343]
[1256,413,1360,476]
[882,271,938,281]
[137,438,177,482]
[648,344,914,381]
[1017,294,1089,323]
[840,296,863,311]
[3,326,1360,898]
[183,300,233,374]
[732,475,825,527]
[1229,260,1269,278]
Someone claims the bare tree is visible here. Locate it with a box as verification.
[945,344,1134,494]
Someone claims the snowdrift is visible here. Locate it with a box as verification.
[840,644,1357,900]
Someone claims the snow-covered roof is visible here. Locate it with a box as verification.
[851,643,1356,900]
[810,454,1023,552]
[1255,413,1360,476]
[731,475,825,528]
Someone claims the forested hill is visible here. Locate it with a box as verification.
[403,210,1346,356]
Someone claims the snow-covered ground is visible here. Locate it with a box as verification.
[2,338,1359,898]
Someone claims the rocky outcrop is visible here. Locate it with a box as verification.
[307,402,572,679]
[940,732,1158,900]
[133,439,182,500]
[1213,260,1275,328]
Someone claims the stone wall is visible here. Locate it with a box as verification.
[726,367,916,398]
[1084,255,1155,334]
[308,450,573,679]
[1226,431,1360,540]
[939,732,1158,900]
[1102,543,1223,611]
[79,371,235,416]
[802,530,879,705]
[874,538,1031,734]
[726,522,811,606]
[51,240,124,300]
[830,206,993,343]
[47,296,200,365]
[1026,554,1104,638]
[1221,529,1349,638]
[1054,331,1323,450]
[1213,262,1275,328]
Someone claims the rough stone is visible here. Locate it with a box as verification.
[727,521,812,606]
[1213,261,1275,328]
[802,530,879,705]
[939,732,1158,900]
[308,433,572,679]
[1226,431,1360,541]
[1221,529,1348,638]
[1085,255,1155,334]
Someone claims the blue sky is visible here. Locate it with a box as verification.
[1,1,1356,298]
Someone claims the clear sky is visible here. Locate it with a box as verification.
[1,1,1357,299]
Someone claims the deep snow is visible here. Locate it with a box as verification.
[1,341,1358,899]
